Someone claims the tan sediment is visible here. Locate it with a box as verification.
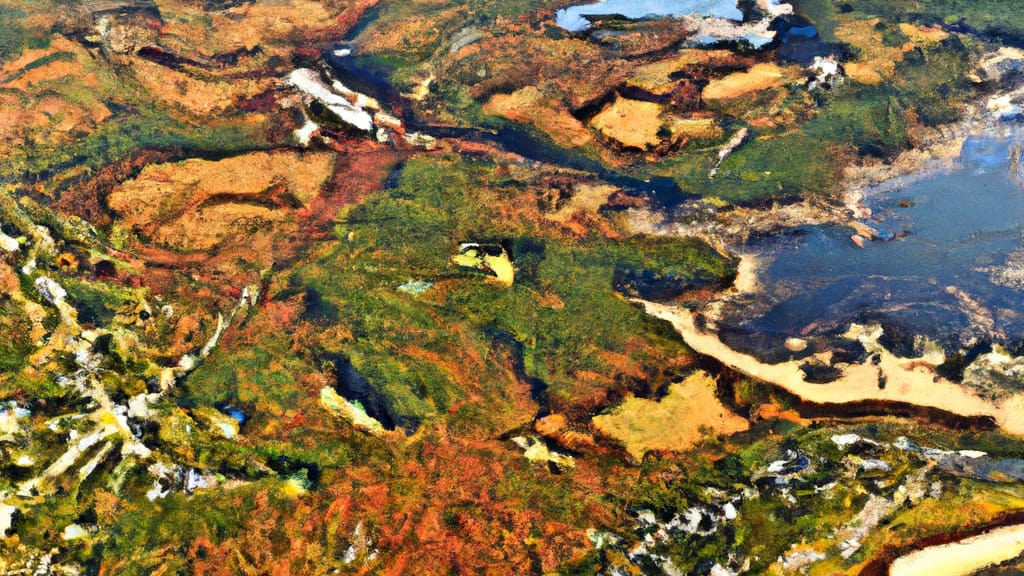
[636,300,1024,436]
[130,57,273,116]
[589,96,665,150]
[888,523,1024,576]
[702,63,793,100]
[185,0,335,53]
[731,253,760,294]
[547,183,620,222]
[834,18,906,84]
[592,371,749,461]
[483,86,594,148]
[665,117,723,140]
[107,151,335,256]
[898,23,949,44]
[626,49,742,94]
[109,151,335,227]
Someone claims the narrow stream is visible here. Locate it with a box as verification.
[322,44,700,208]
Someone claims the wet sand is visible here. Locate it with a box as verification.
[637,300,1024,435]
[888,523,1024,576]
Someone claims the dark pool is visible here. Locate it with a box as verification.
[717,125,1024,359]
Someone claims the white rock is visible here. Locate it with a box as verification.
[320,386,385,434]
[34,276,67,305]
[121,439,152,458]
[710,563,739,576]
[342,544,358,564]
[987,91,1024,119]
[831,433,864,448]
[62,523,88,541]
[780,548,827,571]
[723,502,738,520]
[288,68,374,132]
[0,504,16,536]
[127,394,151,420]
[860,459,891,472]
[404,131,437,149]
[374,111,402,129]
[185,468,215,493]
[974,47,1024,85]
[762,0,794,16]
[177,354,197,372]
[0,232,19,252]
[294,117,320,146]
[145,480,169,501]
[635,509,657,526]
[785,337,808,352]
[586,528,620,549]
[216,421,238,439]
[0,413,21,436]
[806,54,847,90]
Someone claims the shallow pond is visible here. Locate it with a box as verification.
[718,125,1024,359]
[555,0,744,32]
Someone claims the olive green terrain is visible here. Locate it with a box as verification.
[0,0,1024,574]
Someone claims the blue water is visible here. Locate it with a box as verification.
[221,407,247,424]
[719,129,1024,357]
[555,0,744,32]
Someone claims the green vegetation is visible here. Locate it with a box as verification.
[0,299,32,373]
[2,0,1022,572]
[0,5,27,63]
[709,132,839,203]
[297,153,734,422]
[674,35,974,204]
[837,0,1024,43]
[1,109,270,189]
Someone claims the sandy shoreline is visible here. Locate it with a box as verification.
[889,523,1024,576]
[636,299,1024,436]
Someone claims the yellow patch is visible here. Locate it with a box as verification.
[590,96,666,150]
[453,245,514,287]
[702,63,794,100]
[592,371,749,461]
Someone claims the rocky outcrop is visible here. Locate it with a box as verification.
[972,47,1024,87]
